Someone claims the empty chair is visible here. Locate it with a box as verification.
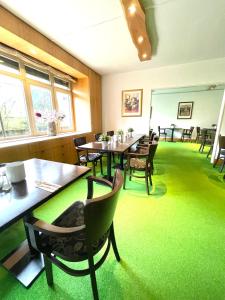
[213,135,225,172]
[94,132,102,141]
[180,126,194,142]
[158,126,167,141]
[195,126,201,143]
[107,130,114,137]
[123,143,158,195]
[198,129,212,153]
[206,130,216,158]
[25,169,123,300]
[73,136,103,176]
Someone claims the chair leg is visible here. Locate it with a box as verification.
[88,254,99,300]
[110,223,120,262]
[145,171,150,195]
[129,168,132,181]
[123,166,127,189]
[148,170,152,186]
[220,160,225,172]
[100,158,103,175]
[44,255,53,286]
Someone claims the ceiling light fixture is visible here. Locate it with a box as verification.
[128,4,136,15]
[121,0,151,61]
[138,36,144,43]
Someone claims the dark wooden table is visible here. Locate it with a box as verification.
[78,134,144,181]
[0,158,90,287]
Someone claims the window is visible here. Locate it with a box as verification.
[0,51,75,140]
[0,74,30,137]
[30,85,53,133]
[0,55,20,74]
[54,77,70,90]
[25,65,50,84]
[56,91,73,131]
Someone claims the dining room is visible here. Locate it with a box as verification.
[1,1,225,300]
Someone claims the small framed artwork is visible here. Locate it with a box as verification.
[121,89,143,117]
[177,101,194,119]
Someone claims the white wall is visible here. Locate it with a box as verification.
[102,57,225,135]
[151,90,223,136]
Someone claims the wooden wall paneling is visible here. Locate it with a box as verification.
[89,70,102,133]
[0,144,30,162]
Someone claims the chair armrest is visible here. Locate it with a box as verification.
[25,217,86,237]
[127,152,148,158]
[86,176,112,199]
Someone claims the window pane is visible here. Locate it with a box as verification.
[54,77,70,90]
[0,55,20,74]
[30,85,53,132]
[56,92,73,130]
[0,74,30,137]
[25,66,50,84]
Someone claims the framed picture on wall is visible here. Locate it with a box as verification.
[121,89,143,117]
[177,101,194,119]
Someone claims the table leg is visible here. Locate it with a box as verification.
[0,214,45,288]
[106,152,113,182]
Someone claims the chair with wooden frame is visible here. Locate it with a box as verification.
[74,137,103,176]
[180,126,194,142]
[25,169,123,300]
[158,126,167,141]
[123,143,158,195]
[213,135,225,172]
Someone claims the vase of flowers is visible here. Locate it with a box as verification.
[117,129,124,143]
[35,110,65,136]
[128,128,134,138]
[98,133,110,147]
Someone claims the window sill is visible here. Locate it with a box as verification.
[0,131,90,149]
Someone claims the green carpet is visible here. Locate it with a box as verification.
[1,142,225,300]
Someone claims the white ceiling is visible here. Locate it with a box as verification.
[1,0,225,75]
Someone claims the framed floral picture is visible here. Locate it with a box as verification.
[121,89,143,117]
[177,101,194,119]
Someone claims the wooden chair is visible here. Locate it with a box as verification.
[123,143,158,195]
[25,169,123,300]
[213,135,225,172]
[181,126,194,142]
[74,137,103,176]
[195,126,201,143]
[158,126,167,141]
[198,129,212,153]
[106,130,114,137]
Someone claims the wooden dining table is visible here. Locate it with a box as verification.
[78,134,145,181]
[0,158,90,287]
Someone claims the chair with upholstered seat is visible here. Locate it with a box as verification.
[123,143,158,195]
[181,126,194,142]
[158,126,167,141]
[213,135,225,172]
[74,137,103,176]
[25,169,123,300]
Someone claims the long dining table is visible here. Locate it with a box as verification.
[0,158,90,287]
[78,134,145,181]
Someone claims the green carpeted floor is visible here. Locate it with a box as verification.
[1,142,225,300]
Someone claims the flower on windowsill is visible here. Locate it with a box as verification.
[35,110,65,122]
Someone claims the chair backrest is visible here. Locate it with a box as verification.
[84,169,123,243]
[73,136,86,147]
[158,126,160,133]
[218,135,225,149]
[107,130,114,136]
[95,133,102,141]
[149,143,158,161]
[190,126,194,133]
[196,126,200,134]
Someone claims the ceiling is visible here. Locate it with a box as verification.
[1,0,225,75]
